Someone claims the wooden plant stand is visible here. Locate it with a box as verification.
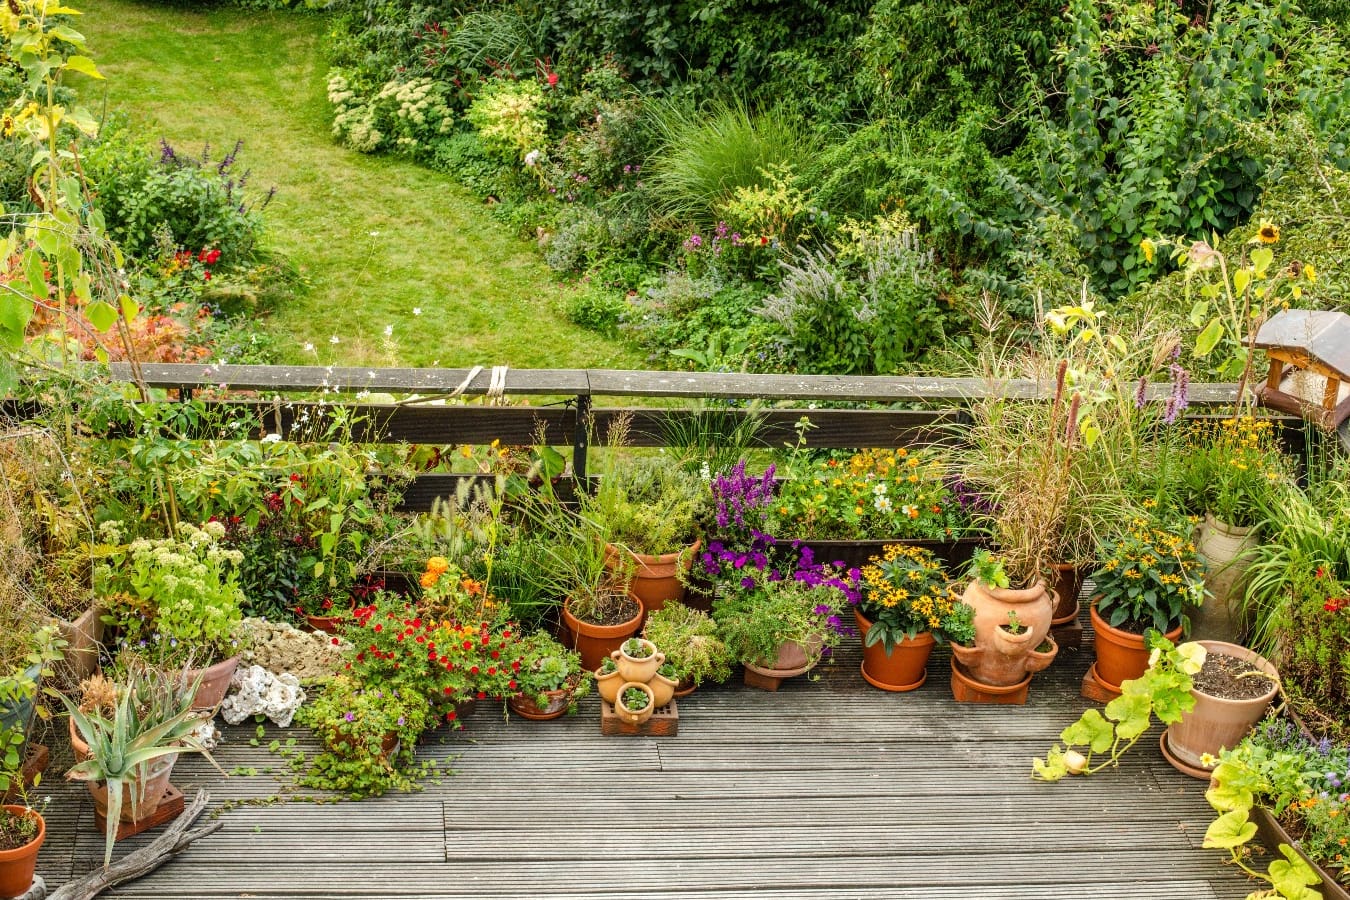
[1050,617,1084,652]
[93,784,185,841]
[600,700,678,736]
[1079,663,1123,704]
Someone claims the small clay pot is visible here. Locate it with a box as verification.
[613,682,655,725]
[612,638,665,683]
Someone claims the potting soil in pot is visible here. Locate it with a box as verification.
[1191,652,1276,700]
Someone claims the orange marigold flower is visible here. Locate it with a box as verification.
[427,556,450,575]
[420,570,441,589]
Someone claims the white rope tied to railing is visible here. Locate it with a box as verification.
[487,365,509,405]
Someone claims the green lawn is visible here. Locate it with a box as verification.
[80,0,638,369]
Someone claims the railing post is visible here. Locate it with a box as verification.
[573,394,591,491]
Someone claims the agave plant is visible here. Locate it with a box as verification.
[62,663,223,865]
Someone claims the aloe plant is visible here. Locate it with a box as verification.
[62,664,223,865]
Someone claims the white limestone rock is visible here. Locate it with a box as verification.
[220,664,306,728]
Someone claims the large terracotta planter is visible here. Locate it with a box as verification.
[955,579,1057,686]
[604,540,700,613]
[57,604,105,681]
[0,805,44,899]
[854,609,934,692]
[186,655,240,712]
[1051,562,1089,625]
[1164,640,1279,776]
[86,753,178,823]
[1194,514,1259,643]
[562,597,644,671]
[1089,602,1183,690]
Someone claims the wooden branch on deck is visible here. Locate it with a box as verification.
[48,790,222,900]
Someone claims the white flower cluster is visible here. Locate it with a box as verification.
[221,664,306,728]
[378,77,454,151]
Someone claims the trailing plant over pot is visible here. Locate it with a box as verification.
[508,631,592,719]
[97,520,246,670]
[295,674,434,799]
[713,567,852,675]
[1033,635,1205,780]
[642,601,733,689]
[1203,719,1350,899]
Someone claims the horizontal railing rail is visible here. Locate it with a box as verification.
[83,364,1281,511]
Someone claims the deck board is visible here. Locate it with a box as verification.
[33,615,1265,899]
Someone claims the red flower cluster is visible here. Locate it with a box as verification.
[1325,596,1347,614]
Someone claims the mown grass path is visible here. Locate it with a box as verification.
[82,0,637,368]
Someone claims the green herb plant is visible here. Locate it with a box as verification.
[1033,635,1205,781]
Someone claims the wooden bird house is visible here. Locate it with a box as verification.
[1253,309,1350,430]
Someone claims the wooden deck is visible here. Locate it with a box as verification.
[32,620,1265,900]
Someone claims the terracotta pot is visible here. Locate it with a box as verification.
[949,658,1031,704]
[673,677,696,699]
[1252,806,1350,900]
[611,639,665,684]
[605,540,701,613]
[1090,602,1183,689]
[854,610,934,692]
[57,604,105,681]
[69,716,91,764]
[87,752,178,823]
[957,579,1056,686]
[562,597,644,672]
[595,667,624,705]
[1164,640,1280,775]
[649,671,678,708]
[757,634,823,673]
[329,728,399,759]
[508,680,578,721]
[1026,636,1059,673]
[186,655,240,712]
[1194,514,1260,643]
[304,613,344,635]
[613,681,655,725]
[0,805,44,898]
[1051,563,1088,625]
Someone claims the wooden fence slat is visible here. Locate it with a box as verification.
[109,363,1242,406]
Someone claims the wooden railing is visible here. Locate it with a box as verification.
[104,363,1263,511]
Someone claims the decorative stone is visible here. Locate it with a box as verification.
[220,665,306,727]
[236,617,345,684]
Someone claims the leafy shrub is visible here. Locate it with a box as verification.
[465,78,548,162]
[855,0,1063,124]
[84,132,269,266]
[759,217,952,374]
[645,98,819,227]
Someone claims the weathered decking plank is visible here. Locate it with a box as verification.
[32,621,1260,899]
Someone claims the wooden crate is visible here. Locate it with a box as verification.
[92,784,185,841]
[600,700,678,736]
